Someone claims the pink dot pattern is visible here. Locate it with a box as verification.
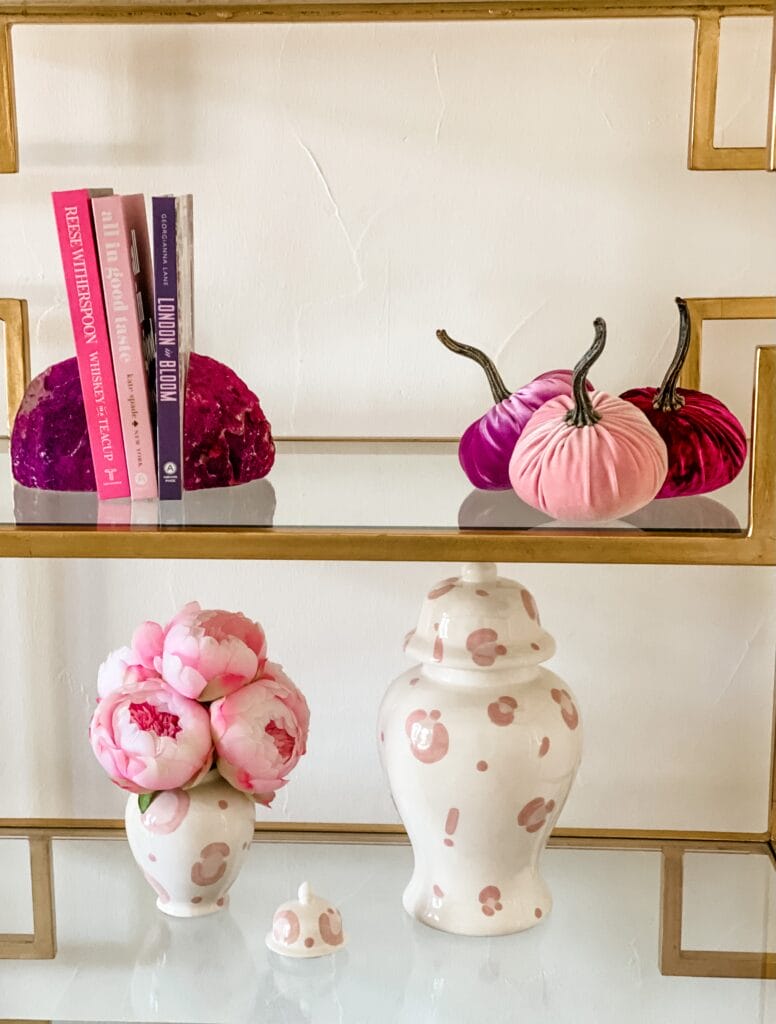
[466,628,508,667]
[141,790,190,836]
[433,636,444,662]
[521,589,540,623]
[517,797,556,834]
[273,909,301,945]
[487,695,518,726]
[191,842,230,887]
[428,577,459,600]
[551,688,579,730]
[143,870,170,904]
[405,709,450,764]
[479,885,503,916]
[319,909,345,946]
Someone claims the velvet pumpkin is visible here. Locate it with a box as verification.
[508,318,669,523]
[437,329,590,490]
[620,298,747,499]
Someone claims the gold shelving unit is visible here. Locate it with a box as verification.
[0,0,774,172]
[1,4,776,989]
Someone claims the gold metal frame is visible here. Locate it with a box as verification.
[660,842,776,979]
[1,295,775,563]
[0,0,771,22]
[0,2,773,175]
[0,837,55,960]
[681,296,776,389]
[0,22,15,174]
[0,297,29,433]
[688,15,774,171]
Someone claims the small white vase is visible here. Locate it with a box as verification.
[125,770,255,918]
[378,562,582,937]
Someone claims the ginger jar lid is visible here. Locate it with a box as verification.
[404,563,555,671]
[266,882,347,959]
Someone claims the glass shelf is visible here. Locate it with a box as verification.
[0,437,769,563]
[1,836,776,1022]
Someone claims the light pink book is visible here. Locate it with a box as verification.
[92,194,158,499]
[52,189,130,500]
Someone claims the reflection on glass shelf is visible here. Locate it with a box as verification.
[0,440,749,533]
[1,840,775,1023]
[12,478,277,527]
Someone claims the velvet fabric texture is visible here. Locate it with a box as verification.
[11,358,96,491]
[12,353,275,493]
[619,387,747,499]
[183,353,275,491]
[508,391,669,522]
[459,370,585,490]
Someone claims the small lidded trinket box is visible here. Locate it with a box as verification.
[266,882,347,959]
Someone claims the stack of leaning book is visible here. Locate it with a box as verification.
[52,189,194,501]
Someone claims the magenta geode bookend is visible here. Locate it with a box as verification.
[11,358,96,491]
[11,353,275,493]
[184,353,274,491]
[436,329,589,490]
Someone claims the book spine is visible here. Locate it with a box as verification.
[92,195,158,500]
[52,189,130,500]
[152,196,182,500]
[175,195,194,483]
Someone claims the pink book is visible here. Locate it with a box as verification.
[52,189,130,499]
[92,194,158,499]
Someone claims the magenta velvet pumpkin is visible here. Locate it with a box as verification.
[509,318,669,522]
[620,298,747,499]
[437,329,590,490]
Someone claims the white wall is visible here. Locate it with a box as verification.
[0,17,774,832]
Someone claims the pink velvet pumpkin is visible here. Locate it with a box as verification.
[509,318,669,523]
[620,298,747,499]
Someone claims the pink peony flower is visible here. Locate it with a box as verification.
[210,662,310,803]
[159,605,268,702]
[132,619,165,668]
[97,646,158,699]
[97,617,167,698]
[89,677,213,793]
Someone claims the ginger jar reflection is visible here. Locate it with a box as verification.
[378,563,582,936]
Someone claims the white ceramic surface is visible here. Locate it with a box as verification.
[266,880,347,958]
[125,770,255,918]
[379,562,582,936]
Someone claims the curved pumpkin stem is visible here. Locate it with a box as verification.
[653,298,689,413]
[436,329,511,404]
[564,318,606,428]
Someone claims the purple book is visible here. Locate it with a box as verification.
[153,196,181,500]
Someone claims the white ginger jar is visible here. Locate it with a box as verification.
[378,562,582,936]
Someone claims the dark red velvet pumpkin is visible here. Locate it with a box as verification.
[620,298,747,500]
